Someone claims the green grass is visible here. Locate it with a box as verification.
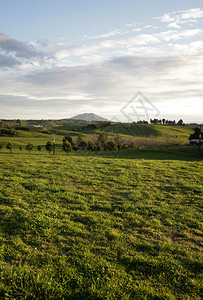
[103,124,193,144]
[0,151,202,299]
[0,124,194,151]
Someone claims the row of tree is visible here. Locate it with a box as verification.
[0,133,137,154]
[61,133,137,153]
[149,119,184,125]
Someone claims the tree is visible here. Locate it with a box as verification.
[189,127,201,140]
[62,140,72,153]
[106,140,118,152]
[6,142,13,153]
[87,141,95,151]
[46,141,53,154]
[129,141,137,149]
[76,135,84,146]
[16,119,21,125]
[97,132,108,149]
[72,143,79,151]
[177,119,184,126]
[114,135,123,150]
[63,134,73,145]
[37,145,41,152]
[78,141,87,150]
[26,143,33,154]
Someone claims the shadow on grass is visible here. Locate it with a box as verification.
[100,147,203,161]
[1,209,27,236]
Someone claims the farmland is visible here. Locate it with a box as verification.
[0,149,202,299]
[0,121,202,299]
[0,122,194,150]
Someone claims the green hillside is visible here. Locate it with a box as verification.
[103,123,193,144]
[0,123,194,150]
[0,152,202,299]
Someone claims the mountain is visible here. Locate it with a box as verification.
[70,113,108,122]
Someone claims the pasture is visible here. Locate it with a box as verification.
[0,150,202,299]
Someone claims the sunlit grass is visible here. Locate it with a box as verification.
[0,152,202,299]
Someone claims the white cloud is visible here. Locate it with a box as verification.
[1,8,203,121]
[144,25,159,29]
[156,8,203,29]
[1,53,203,121]
[84,29,123,40]
[0,32,54,69]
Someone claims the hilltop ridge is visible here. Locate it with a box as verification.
[69,113,108,122]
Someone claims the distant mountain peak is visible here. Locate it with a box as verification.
[70,113,108,122]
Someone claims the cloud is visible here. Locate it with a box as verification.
[156,8,203,29]
[0,33,54,69]
[144,25,159,29]
[0,33,41,58]
[1,8,203,121]
[0,52,203,121]
[84,29,123,40]
[55,28,202,66]
[0,53,21,68]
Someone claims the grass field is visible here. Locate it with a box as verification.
[0,150,202,299]
[0,123,194,155]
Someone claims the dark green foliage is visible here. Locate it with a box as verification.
[14,126,51,134]
[0,128,18,137]
[6,142,13,153]
[72,143,80,151]
[97,132,108,149]
[189,127,202,140]
[78,141,87,150]
[106,140,118,151]
[76,135,84,146]
[62,140,72,153]
[26,143,34,153]
[87,141,95,151]
[129,141,137,149]
[46,141,53,154]
[0,144,2,151]
[63,134,73,144]
[114,134,123,150]
[19,146,22,152]
[37,145,41,152]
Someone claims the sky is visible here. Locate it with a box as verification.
[0,0,203,123]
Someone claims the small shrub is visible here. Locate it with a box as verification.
[26,143,33,154]
[62,140,72,153]
[87,141,95,151]
[37,145,41,152]
[6,142,13,153]
[46,141,53,154]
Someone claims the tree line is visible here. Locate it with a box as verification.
[0,133,137,154]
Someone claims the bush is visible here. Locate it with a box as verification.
[87,141,95,151]
[46,141,53,154]
[62,140,72,153]
[37,145,41,152]
[72,143,80,151]
[63,134,73,144]
[129,141,137,149]
[79,141,87,150]
[26,143,33,153]
[6,142,13,153]
[106,140,118,151]
[0,128,17,137]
